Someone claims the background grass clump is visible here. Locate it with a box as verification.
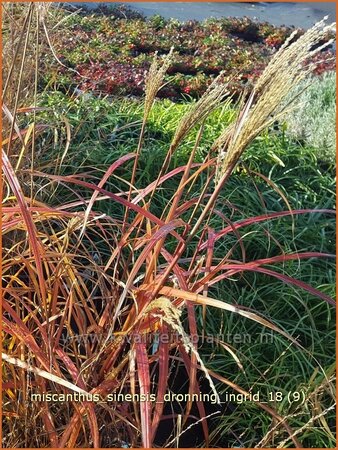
[283,70,336,165]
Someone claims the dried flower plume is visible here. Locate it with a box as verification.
[214,17,336,184]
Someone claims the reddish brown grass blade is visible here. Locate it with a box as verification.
[176,347,211,446]
[33,170,183,230]
[252,266,335,306]
[196,252,335,293]
[2,150,46,304]
[199,256,335,306]
[135,339,152,448]
[80,152,136,238]
[199,209,335,250]
[132,162,203,204]
[114,218,185,324]
[151,324,169,442]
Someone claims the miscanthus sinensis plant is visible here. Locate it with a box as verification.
[2,5,336,447]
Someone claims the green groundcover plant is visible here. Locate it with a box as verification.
[1,4,336,448]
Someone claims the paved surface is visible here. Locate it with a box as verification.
[73,2,336,29]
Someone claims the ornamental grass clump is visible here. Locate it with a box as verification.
[2,4,336,447]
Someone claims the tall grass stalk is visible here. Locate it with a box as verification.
[190,17,335,238]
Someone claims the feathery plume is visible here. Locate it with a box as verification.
[214,17,336,184]
[143,47,175,120]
